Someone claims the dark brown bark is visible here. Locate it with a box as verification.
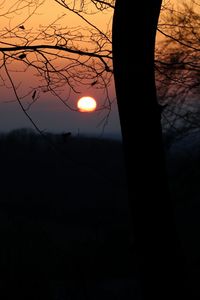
[112,1,188,299]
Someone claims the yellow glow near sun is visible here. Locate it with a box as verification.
[77,96,97,112]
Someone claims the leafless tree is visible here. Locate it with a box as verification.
[0,0,114,133]
[0,1,193,298]
[156,0,200,142]
[1,0,200,140]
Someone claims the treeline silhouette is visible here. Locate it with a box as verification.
[0,128,137,299]
[164,129,200,299]
[0,128,200,299]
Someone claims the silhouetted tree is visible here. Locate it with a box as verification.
[113,1,188,299]
[1,0,199,137]
[156,0,200,141]
[0,1,194,297]
[0,0,114,132]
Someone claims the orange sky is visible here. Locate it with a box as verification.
[1,1,113,36]
[0,0,195,135]
[0,1,117,135]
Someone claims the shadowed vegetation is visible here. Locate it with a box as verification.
[0,128,138,299]
[0,128,200,298]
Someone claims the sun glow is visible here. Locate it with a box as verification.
[77,96,97,112]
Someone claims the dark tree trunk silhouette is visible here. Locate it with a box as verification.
[112,1,188,299]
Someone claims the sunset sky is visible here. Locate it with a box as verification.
[0,0,120,137]
[0,0,193,137]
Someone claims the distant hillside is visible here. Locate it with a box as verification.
[0,128,128,213]
[1,128,200,299]
[0,128,135,299]
[164,128,200,204]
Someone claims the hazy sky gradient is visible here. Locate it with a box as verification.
[0,0,192,137]
[0,1,118,137]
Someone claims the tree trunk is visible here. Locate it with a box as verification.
[112,1,188,299]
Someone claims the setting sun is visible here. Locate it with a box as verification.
[77,96,97,112]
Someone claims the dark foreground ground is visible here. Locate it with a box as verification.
[0,129,139,299]
[0,128,200,299]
